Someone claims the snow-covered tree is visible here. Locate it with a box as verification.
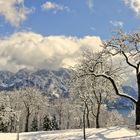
[0,92,17,132]
[106,110,125,127]
[89,30,140,127]
[31,116,38,131]
[51,115,59,130]
[15,87,48,132]
[71,49,118,128]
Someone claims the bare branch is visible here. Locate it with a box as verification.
[121,51,137,69]
[79,72,137,104]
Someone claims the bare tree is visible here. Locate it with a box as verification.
[16,87,47,132]
[71,50,118,128]
[77,30,140,127]
[101,30,139,127]
[106,110,125,127]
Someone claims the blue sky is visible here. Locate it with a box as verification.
[0,0,140,72]
[0,0,140,39]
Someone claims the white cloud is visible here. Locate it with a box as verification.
[110,20,124,28]
[0,0,33,27]
[87,0,94,11]
[0,32,102,72]
[41,1,69,13]
[124,0,140,15]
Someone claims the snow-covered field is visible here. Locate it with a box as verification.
[1,127,140,140]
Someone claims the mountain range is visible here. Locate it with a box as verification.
[0,68,70,99]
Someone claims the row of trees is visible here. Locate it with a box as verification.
[0,87,86,132]
[0,88,58,132]
[0,86,130,133]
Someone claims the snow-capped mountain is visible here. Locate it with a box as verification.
[0,68,70,98]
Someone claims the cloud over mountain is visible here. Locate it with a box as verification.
[0,32,102,72]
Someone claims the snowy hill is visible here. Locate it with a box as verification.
[0,127,140,140]
[0,68,70,98]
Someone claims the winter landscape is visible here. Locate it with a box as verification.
[0,0,140,140]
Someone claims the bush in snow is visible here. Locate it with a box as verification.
[106,110,125,127]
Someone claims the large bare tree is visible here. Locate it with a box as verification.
[101,30,139,126]
[85,30,140,127]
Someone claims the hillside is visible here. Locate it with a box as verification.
[0,68,70,98]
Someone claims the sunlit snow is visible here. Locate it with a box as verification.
[0,127,140,140]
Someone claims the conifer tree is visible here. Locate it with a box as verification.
[51,115,59,130]
[43,115,52,131]
[31,117,38,131]
[0,105,8,132]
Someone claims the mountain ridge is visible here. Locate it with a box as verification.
[0,68,70,98]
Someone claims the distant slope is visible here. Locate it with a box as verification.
[0,68,70,98]
[115,86,137,109]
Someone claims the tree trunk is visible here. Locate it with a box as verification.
[136,73,140,127]
[9,117,14,132]
[136,102,140,126]
[85,103,90,128]
[66,111,70,129]
[96,103,101,128]
[25,109,30,132]
[83,107,86,140]
[58,112,62,130]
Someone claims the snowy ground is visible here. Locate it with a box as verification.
[1,126,140,140]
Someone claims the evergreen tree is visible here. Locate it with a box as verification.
[51,115,59,130]
[31,117,38,131]
[43,115,52,131]
[0,121,7,132]
[0,105,8,132]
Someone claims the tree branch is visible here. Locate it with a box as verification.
[121,51,137,69]
[79,72,137,104]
